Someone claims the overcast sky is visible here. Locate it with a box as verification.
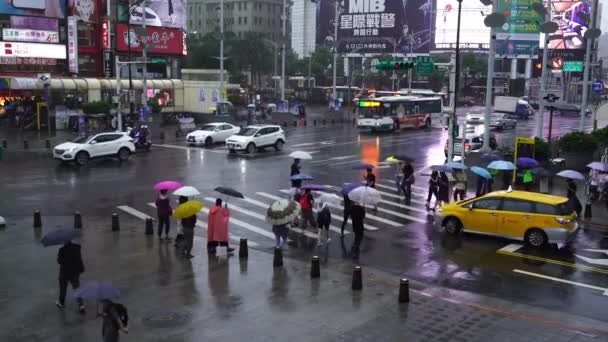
[603,3,607,32]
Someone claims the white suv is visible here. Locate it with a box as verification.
[54,132,136,166]
[225,125,286,154]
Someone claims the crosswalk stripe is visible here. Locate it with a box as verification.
[324,184,426,206]
[373,183,426,199]
[202,197,319,239]
[320,185,428,214]
[193,219,260,247]
[378,181,427,192]
[117,205,152,220]
[147,203,275,241]
[257,191,380,231]
[237,196,350,235]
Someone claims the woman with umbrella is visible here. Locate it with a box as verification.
[566,178,583,217]
[266,199,301,248]
[207,198,234,254]
[155,189,172,242]
[425,170,439,210]
[299,189,318,232]
[290,158,302,188]
[437,171,450,208]
[173,200,203,259]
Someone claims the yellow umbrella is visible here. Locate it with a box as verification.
[385,156,400,163]
[172,200,204,219]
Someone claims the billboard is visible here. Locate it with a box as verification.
[433,0,491,49]
[67,16,78,73]
[0,0,66,18]
[0,42,66,59]
[2,28,59,43]
[68,0,98,23]
[495,0,543,57]
[539,1,590,50]
[10,16,59,30]
[318,0,433,54]
[115,24,184,55]
[118,0,186,31]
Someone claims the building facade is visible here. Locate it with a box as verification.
[290,0,316,58]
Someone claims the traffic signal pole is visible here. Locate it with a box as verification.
[482,0,498,152]
[449,0,463,162]
[536,0,551,139]
[579,0,598,131]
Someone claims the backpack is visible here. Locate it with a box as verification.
[113,303,129,327]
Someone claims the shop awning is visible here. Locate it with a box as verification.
[10,77,39,89]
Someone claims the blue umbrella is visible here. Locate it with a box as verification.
[516,157,538,168]
[447,161,468,170]
[290,173,314,181]
[471,166,492,179]
[341,183,361,195]
[301,184,326,191]
[556,170,585,181]
[41,229,82,247]
[487,160,517,170]
[481,153,502,163]
[73,281,121,300]
[430,164,452,173]
[531,167,551,177]
[352,162,375,170]
[587,161,608,172]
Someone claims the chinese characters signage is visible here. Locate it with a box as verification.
[102,19,110,49]
[67,16,78,74]
[495,0,543,57]
[0,42,66,59]
[115,24,184,55]
[0,57,57,65]
[2,28,59,43]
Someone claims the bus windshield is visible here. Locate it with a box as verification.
[358,106,389,118]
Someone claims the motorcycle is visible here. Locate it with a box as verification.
[128,125,152,151]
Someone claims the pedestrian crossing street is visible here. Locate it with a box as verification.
[117,180,435,249]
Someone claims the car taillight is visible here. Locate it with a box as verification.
[555,217,571,224]
[465,144,471,151]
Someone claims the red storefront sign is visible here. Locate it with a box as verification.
[115,24,183,55]
[102,19,110,49]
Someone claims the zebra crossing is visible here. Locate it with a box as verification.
[117,180,435,249]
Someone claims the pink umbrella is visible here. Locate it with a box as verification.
[153,181,183,191]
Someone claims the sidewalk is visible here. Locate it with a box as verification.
[1,214,607,341]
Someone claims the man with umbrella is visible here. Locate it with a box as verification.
[291,159,302,188]
[401,161,415,204]
[56,239,85,313]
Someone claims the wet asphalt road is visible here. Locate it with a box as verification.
[2,110,607,322]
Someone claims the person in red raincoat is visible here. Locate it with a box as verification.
[207,198,234,254]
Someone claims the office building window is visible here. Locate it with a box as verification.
[244,16,247,24]
[244,2,247,9]
[238,17,241,24]
[238,2,241,10]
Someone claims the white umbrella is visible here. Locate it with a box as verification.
[266,199,302,225]
[348,186,382,206]
[556,170,585,181]
[172,186,201,197]
[0,216,5,227]
[317,193,342,206]
[289,151,313,160]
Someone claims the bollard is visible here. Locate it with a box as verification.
[273,247,283,267]
[145,217,154,235]
[111,213,120,231]
[352,265,362,290]
[45,140,51,148]
[313,119,317,126]
[398,278,410,303]
[175,129,180,138]
[74,211,82,229]
[293,121,297,127]
[33,210,42,228]
[23,140,28,149]
[2,140,6,148]
[322,119,326,125]
[159,131,165,141]
[310,255,320,278]
[239,238,249,258]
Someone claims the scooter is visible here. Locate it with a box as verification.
[128,125,152,151]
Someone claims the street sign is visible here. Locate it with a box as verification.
[452,124,459,138]
[563,61,583,72]
[592,80,604,94]
[37,73,51,86]
[551,57,564,70]
[370,58,379,73]
[415,56,435,75]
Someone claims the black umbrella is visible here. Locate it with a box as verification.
[531,167,552,177]
[214,187,245,199]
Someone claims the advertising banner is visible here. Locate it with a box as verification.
[539,0,590,50]
[0,42,66,59]
[2,28,59,43]
[103,50,113,77]
[0,57,57,65]
[115,24,184,55]
[118,0,186,31]
[495,0,543,57]
[102,19,110,49]
[433,0,491,49]
[67,16,78,74]
[10,16,59,30]
[67,0,97,23]
[318,0,433,54]
[0,0,66,18]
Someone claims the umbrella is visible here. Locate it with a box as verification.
[531,167,552,177]
[173,200,204,219]
[41,229,82,247]
[389,155,414,163]
[266,199,301,225]
[288,151,313,160]
[153,181,183,191]
[341,183,362,195]
[301,184,325,191]
[385,156,400,163]
[348,186,382,206]
[172,186,200,197]
[587,161,608,172]
[481,153,502,163]
[447,161,468,170]
[430,165,452,173]
[317,193,342,206]
[471,166,492,179]
[487,160,517,170]
[352,162,375,170]
[290,173,314,181]
[73,281,120,300]
[556,170,585,181]
[516,157,538,168]
[214,187,244,199]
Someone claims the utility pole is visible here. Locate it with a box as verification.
[219,0,225,102]
[115,56,122,131]
[332,0,339,105]
[482,0,498,151]
[281,0,286,102]
[579,0,599,131]
[536,0,551,138]
[448,0,463,162]
[141,0,148,116]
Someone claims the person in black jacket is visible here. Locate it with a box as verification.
[316,201,332,247]
[401,161,415,204]
[340,194,352,236]
[181,214,197,259]
[350,203,366,259]
[290,159,302,188]
[56,240,85,313]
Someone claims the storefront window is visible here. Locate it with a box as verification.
[77,22,97,48]
[78,54,98,77]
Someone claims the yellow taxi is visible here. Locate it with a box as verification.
[434,190,578,247]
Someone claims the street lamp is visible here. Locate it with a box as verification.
[447,0,463,162]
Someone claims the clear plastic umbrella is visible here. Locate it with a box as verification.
[348,186,382,206]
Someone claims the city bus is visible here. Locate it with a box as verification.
[356,96,443,132]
